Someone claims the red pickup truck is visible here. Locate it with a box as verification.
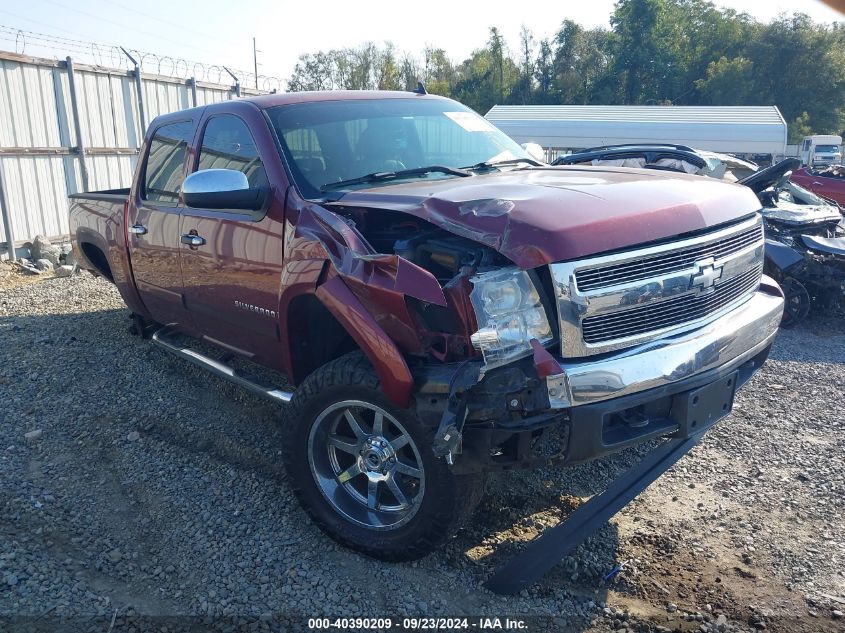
[69,91,784,562]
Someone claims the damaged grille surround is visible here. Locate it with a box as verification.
[550,215,765,357]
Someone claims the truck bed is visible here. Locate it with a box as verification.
[68,188,131,283]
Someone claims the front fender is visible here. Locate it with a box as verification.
[315,275,414,408]
[764,238,805,273]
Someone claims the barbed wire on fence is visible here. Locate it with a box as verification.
[0,25,285,92]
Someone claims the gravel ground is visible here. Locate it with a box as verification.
[0,266,843,632]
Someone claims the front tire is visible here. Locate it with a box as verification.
[282,353,483,561]
[780,276,811,326]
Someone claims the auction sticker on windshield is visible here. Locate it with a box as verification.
[444,111,497,132]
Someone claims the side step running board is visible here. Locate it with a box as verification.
[151,327,294,404]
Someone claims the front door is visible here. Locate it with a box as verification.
[178,111,287,369]
[127,119,194,328]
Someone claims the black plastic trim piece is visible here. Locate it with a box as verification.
[485,434,701,594]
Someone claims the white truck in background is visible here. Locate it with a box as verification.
[800,135,842,167]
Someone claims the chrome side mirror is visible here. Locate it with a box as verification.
[182,168,269,217]
[184,168,250,194]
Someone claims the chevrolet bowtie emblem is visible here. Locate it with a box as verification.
[690,258,722,293]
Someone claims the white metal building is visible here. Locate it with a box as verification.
[0,50,268,258]
[485,105,788,158]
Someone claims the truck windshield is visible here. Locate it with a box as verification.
[267,98,532,198]
[815,145,839,153]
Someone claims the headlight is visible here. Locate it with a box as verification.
[469,268,553,369]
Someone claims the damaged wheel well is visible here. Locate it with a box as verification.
[287,293,358,384]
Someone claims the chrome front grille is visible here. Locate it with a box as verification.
[549,215,765,357]
[582,264,763,344]
[575,224,763,291]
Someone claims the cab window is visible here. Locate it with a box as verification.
[143,121,193,205]
[197,115,268,188]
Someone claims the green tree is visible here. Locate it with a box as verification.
[545,21,615,104]
[377,43,399,90]
[746,14,845,133]
[286,5,845,126]
[515,26,535,104]
[610,0,676,103]
[534,39,555,103]
[577,29,614,103]
[398,53,420,91]
[669,0,753,103]
[551,19,583,102]
[347,43,379,90]
[422,47,455,95]
[487,27,507,104]
[788,112,813,143]
[695,56,755,104]
[288,51,336,91]
[452,28,518,112]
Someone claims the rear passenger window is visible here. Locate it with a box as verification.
[143,121,193,205]
[197,116,268,189]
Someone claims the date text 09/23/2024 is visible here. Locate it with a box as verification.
[307,617,528,630]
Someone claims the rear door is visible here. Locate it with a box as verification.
[127,120,195,327]
[178,110,287,368]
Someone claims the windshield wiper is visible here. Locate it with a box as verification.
[462,157,543,171]
[321,165,471,192]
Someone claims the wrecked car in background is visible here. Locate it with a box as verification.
[559,145,845,324]
[68,92,784,573]
[790,165,845,206]
[553,143,758,180]
[742,160,845,324]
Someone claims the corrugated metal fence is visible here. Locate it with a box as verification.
[0,50,268,258]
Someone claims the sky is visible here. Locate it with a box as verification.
[0,0,842,85]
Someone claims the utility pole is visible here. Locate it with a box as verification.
[253,37,259,90]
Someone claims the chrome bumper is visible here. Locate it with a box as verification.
[546,277,784,408]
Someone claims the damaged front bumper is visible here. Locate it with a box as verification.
[415,278,784,473]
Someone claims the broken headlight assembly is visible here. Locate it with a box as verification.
[469,267,553,369]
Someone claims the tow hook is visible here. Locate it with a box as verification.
[432,362,480,463]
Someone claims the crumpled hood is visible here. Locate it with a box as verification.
[760,202,843,226]
[326,166,762,268]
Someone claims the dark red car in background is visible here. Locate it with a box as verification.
[790,166,845,206]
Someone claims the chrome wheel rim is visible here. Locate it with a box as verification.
[307,400,425,530]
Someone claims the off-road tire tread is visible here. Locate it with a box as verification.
[282,351,484,561]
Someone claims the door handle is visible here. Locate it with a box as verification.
[813,182,823,186]
[180,234,206,247]
[128,224,147,235]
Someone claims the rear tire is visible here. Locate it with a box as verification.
[282,352,484,561]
